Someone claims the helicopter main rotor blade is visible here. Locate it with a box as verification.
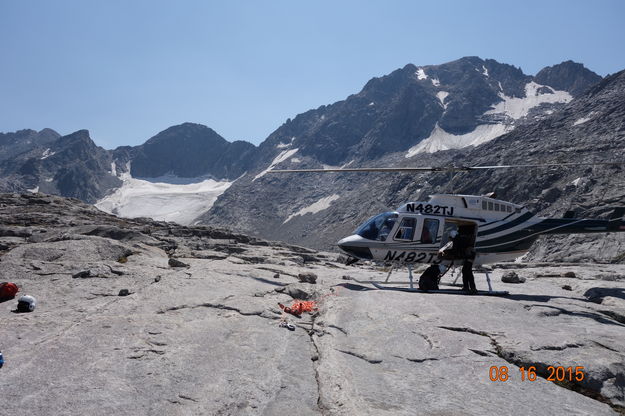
[268,161,625,173]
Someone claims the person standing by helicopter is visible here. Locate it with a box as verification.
[441,228,477,293]
[453,227,477,293]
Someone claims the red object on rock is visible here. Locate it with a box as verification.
[0,282,19,300]
[278,300,318,316]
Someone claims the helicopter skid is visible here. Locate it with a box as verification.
[370,282,509,296]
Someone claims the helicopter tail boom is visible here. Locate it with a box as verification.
[538,207,625,235]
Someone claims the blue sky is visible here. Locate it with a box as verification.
[1,0,624,148]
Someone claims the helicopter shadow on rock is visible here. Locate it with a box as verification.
[502,293,588,303]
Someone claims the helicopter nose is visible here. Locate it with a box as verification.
[337,235,373,260]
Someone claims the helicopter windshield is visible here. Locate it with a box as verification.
[355,212,398,241]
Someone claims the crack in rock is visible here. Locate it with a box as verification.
[415,332,434,349]
[592,341,621,353]
[437,326,492,337]
[406,357,440,363]
[327,325,347,335]
[439,326,625,414]
[530,343,582,351]
[469,349,491,357]
[178,394,198,402]
[599,309,625,325]
[305,313,328,415]
[335,349,383,364]
[158,302,279,321]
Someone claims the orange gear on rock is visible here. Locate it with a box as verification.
[278,300,318,316]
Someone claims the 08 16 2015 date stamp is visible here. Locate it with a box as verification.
[489,365,586,382]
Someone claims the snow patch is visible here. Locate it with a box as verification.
[95,175,232,225]
[416,68,428,80]
[482,65,489,77]
[431,78,440,87]
[44,177,53,182]
[291,157,301,163]
[253,148,299,181]
[276,142,291,149]
[283,194,340,224]
[573,112,595,126]
[27,186,39,193]
[436,91,449,109]
[514,252,528,263]
[571,177,583,186]
[406,123,512,157]
[110,161,117,176]
[486,81,572,120]
[368,102,375,106]
[40,148,55,160]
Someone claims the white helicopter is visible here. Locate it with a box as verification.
[270,162,625,295]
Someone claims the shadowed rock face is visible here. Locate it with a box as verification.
[1,193,625,415]
[0,128,60,162]
[0,130,121,203]
[128,123,258,179]
[535,61,603,97]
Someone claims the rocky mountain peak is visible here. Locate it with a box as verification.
[57,129,98,149]
[0,128,60,162]
[142,122,224,146]
[534,60,602,96]
[128,123,257,180]
[36,128,61,142]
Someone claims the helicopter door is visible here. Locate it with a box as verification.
[440,220,478,259]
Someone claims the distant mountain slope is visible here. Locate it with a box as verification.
[246,57,597,173]
[0,123,258,208]
[0,130,120,203]
[201,68,624,262]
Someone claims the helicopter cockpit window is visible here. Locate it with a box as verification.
[421,218,439,244]
[355,212,398,241]
[394,217,417,241]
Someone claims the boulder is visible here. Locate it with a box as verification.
[297,272,318,284]
[168,258,190,268]
[501,271,526,283]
